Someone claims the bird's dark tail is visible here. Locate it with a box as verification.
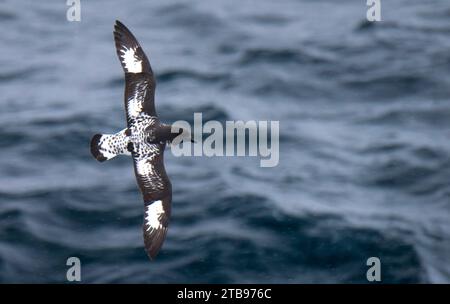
[90,129,130,162]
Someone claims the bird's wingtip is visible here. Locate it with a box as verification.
[114,20,126,32]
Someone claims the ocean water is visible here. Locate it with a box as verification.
[0,0,449,283]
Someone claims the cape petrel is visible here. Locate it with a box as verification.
[90,21,191,260]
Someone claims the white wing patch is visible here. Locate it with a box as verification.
[120,47,142,73]
[133,143,165,195]
[145,200,164,231]
[136,158,155,177]
[127,89,144,118]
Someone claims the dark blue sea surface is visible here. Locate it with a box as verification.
[0,0,449,283]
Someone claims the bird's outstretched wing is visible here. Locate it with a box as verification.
[132,142,171,259]
[113,20,157,124]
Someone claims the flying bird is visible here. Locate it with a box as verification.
[90,21,191,260]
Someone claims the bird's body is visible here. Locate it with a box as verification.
[90,21,187,260]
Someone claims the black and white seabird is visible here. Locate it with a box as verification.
[90,21,190,260]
